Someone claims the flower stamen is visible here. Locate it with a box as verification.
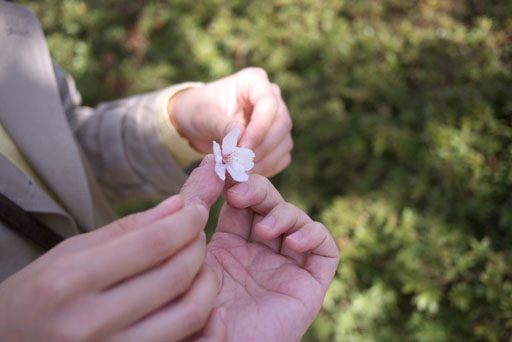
[222,153,233,164]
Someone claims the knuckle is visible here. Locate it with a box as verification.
[51,325,75,342]
[312,221,326,232]
[313,220,326,228]
[65,268,91,292]
[249,175,271,199]
[329,235,341,260]
[245,66,268,79]
[271,83,281,95]
[285,136,294,152]
[35,273,59,298]
[57,236,76,249]
[170,267,195,295]
[313,221,340,258]
[143,228,172,256]
[115,211,146,235]
[35,263,75,299]
[273,154,292,175]
[270,92,280,108]
[112,217,133,236]
[280,201,297,214]
[173,244,206,291]
[286,153,292,164]
[52,317,92,342]
[285,152,292,164]
[249,173,269,186]
[284,115,293,132]
[162,277,189,304]
[188,204,208,227]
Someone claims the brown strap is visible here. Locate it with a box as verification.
[0,192,64,251]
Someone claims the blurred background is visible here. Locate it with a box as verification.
[17,0,512,340]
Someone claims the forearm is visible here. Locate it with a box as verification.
[53,62,202,200]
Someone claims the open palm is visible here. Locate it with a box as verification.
[205,177,339,342]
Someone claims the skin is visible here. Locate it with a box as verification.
[0,157,226,342]
[0,154,338,342]
[170,67,293,177]
[1,65,327,341]
[180,156,340,341]
[205,175,340,342]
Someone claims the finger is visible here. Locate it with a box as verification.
[215,202,254,240]
[285,222,340,291]
[95,235,207,335]
[117,195,184,228]
[194,307,227,342]
[224,173,238,189]
[251,200,312,265]
[271,82,282,97]
[238,76,279,149]
[225,174,284,216]
[251,202,309,253]
[193,107,245,144]
[252,134,293,177]
[253,202,310,241]
[252,98,292,163]
[268,152,292,177]
[250,213,281,252]
[74,204,208,290]
[181,155,225,210]
[109,266,220,342]
[47,195,184,258]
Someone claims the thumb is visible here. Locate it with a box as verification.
[181,154,225,211]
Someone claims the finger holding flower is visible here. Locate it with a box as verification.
[204,173,340,342]
[169,67,293,178]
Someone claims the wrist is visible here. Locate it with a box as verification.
[167,89,189,138]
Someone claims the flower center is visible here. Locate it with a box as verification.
[222,153,233,164]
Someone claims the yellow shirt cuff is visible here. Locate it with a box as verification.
[156,82,205,168]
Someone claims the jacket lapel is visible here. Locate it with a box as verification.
[0,155,79,237]
[0,2,93,231]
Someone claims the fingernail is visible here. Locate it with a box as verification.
[288,230,304,242]
[228,182,249,195]
[259,215,276,230]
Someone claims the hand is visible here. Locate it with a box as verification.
[170,67,293,177]
[205,175,340,342]
[0,156,225,342]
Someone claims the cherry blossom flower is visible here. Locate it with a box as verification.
[213,128,255,182]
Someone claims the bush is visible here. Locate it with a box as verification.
[19,0,512,340]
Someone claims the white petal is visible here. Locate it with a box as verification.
[226,162,249,182]
[213,141,222,163]
[222,128,240,155]
[215,162,227,181]
[233,147,255,171]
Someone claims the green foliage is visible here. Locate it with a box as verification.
[18,0,512,340]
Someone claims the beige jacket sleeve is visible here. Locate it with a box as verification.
[52,63,203,200]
